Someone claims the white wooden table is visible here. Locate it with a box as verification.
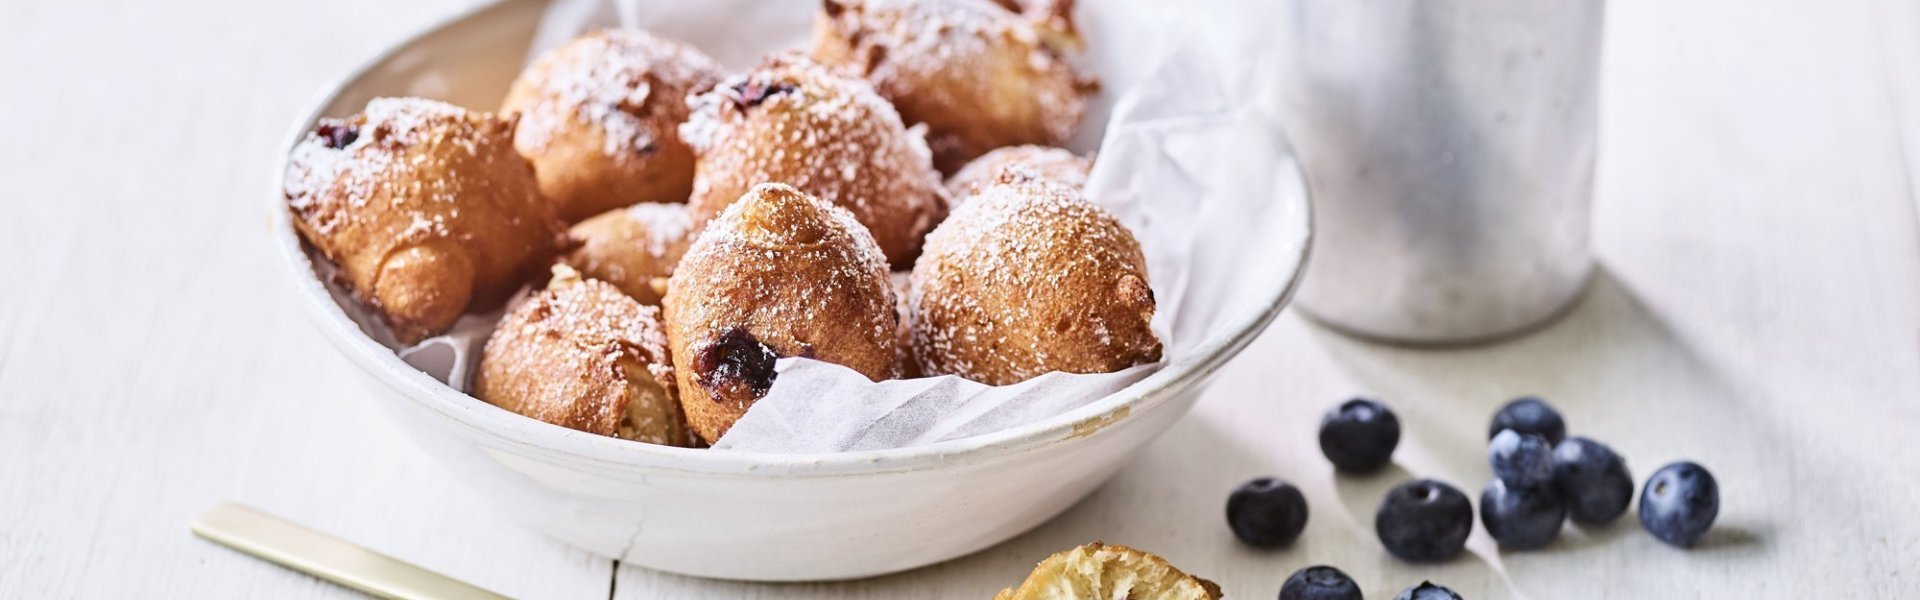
[3,0,1917,597]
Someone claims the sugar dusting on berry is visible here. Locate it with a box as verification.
[724,80,800,111]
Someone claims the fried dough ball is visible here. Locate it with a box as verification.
[813,0,1096,173]
[664,183,899,443]
[285,97,564,345]
[945,145,1091,200]
[995,542,1222,600]
[680,53,947,269]
[501,29,724,221]
[562,202,696,306]
[909,172,1160,385]
[474,266,691,446]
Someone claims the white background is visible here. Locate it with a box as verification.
[2,0,1918,597]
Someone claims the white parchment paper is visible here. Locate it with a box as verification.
[386,0,1303,453]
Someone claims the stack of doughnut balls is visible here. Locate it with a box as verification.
[284,0,1162,447]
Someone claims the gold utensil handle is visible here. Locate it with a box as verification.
[191,502,511,600]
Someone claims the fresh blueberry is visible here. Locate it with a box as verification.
[1319,398,1401,474]
[1280,565,1362,600]
[1374,479,1473,562]
[1393,581,1463,600]
[726,80,799,110]
[1226,477,1309,548]
[1479,479,1567,550]
[1488,396,1566,445]
[1551,437,1634,524]
[1488,429,1555,488]
[1639,461,1718,547]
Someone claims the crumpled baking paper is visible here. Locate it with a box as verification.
[385,0,1304,453]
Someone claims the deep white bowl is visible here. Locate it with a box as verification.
[275,0,1311,581]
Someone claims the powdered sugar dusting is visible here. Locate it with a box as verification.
[623,202,695,257]
[287,98,507,239]
[476,265,686,444]
[908,174,1157,384]
[682,184,894,341]
[945,144,1092,200]
[814,0,1096,170]
[668,183,898,406]
[507,29,723,158]
[680,52,947,268]
[283,96,562,342]
[286,98,473,229]
[561,202,697,306]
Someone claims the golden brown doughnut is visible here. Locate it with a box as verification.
[664,183,898,443]
[284,97,564,345]
[909,172,1160,385]
[474,266,691,446]
[680,53,948,269]
[562,202,697,306]
[945,144,1092,200]
[813,0,1097,173]
[501,29,725,222]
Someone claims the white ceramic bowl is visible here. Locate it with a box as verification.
[275,0,1310,581]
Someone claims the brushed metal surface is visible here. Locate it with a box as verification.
[1282,0,1603,344]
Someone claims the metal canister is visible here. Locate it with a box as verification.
[1278,0,1604,344]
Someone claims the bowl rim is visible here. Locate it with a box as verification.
[272,0,1314,479]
